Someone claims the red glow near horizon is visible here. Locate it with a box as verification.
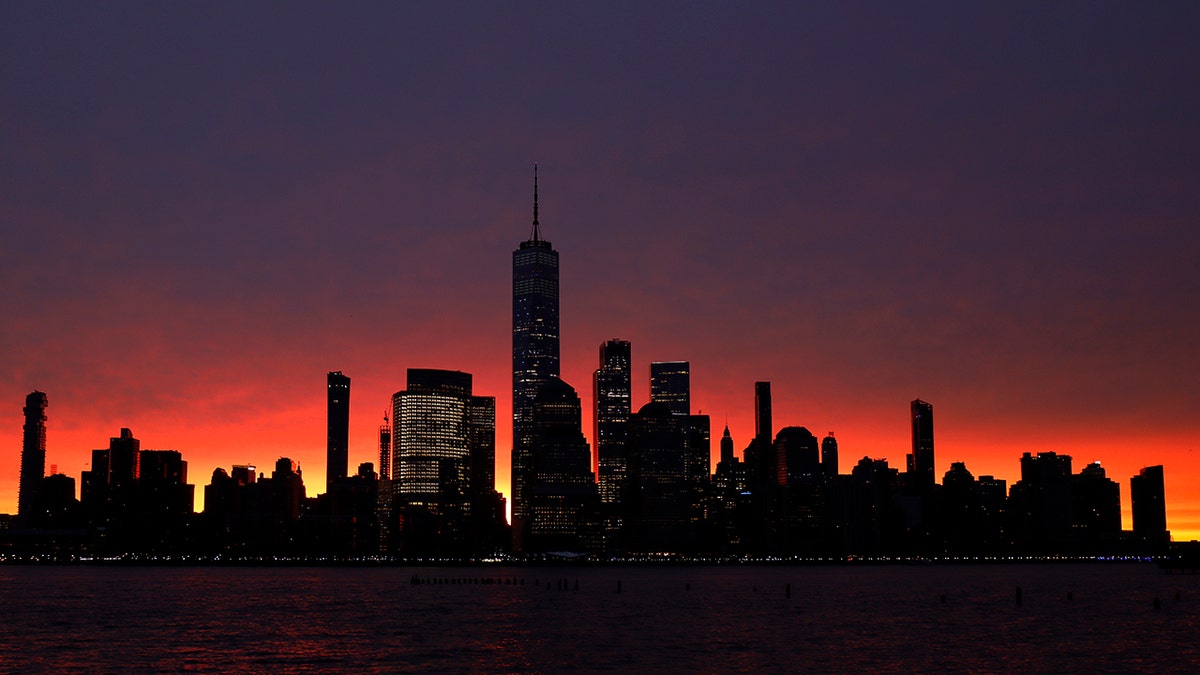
[2,4,1198,544]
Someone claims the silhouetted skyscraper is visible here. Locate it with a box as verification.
[594,339,631,504]
[748,381,774,483]
[626,401,690,553]
[650,361,690,417]
[821,432,838,478]
[17,391,48,527]
[327,371,351,492]
[755,382,772,447]
[512,165,560,546]
[910,399,935,489]
[1131,465,1169,549]
[527,377,598,552]
[108,428,141,489]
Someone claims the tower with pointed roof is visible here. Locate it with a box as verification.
[512,164,560,549]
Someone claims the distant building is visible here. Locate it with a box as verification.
[527,377,599,553]
[512,165,560,549]
[1131,465,1169,550]
[594,339,632,505]
[649,361,690,417]
[626,401,690,553]
[1071,462,1121,542]
[910,399,935,489]
[391,369,500,553]
[17,391,48,527]
[821,432,838,478]
[378,413,392,481]
[1008,451,1073,550]
[327,371,351,492]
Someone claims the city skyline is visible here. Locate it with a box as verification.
[2,4,1198,538]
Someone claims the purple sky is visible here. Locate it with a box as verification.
[2,2,1199,534]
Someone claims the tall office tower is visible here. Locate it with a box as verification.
[649,361,691,417]
[326,371,351,492]
[17,391,48,526]
[821,432,838,478]
[626,401,691,553]
[1131,465,1169,548]
[392,369,474,505]
[468,395,498,503]
[910,399,935,489]
[594,339,632,504]
[512,164,560,545]
[527,377,598,552]
[378,412,392,481]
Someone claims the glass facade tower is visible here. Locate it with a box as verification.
[594,339,631,504]
[512,166,560,545]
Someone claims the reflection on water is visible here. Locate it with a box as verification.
[1,564,1198,673]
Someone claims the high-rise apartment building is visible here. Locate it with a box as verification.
[1131,465,1169,548]
[512,165,560,545]
[326,371,351,492]
[17,391,48,526]
[594,339,631,504]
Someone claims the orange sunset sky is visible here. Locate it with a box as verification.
[2,4,1198,538]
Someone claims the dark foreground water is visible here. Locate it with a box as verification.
[1,563,1197,673]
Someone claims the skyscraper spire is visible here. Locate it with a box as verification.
[531,162,540,242]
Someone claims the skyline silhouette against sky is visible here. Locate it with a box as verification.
[2,4,1198,537]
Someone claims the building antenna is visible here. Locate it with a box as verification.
[531,162,540,242]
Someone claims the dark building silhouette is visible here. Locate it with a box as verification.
[626,401,691,553]
[909,399,935,489]
[75,429,197,552]
[17,391,48,527]
[38,472,81,529]
[649,361,690,417]
[326,371,351,492]
[594,339,631,505]
[774,427,823,553]
[746,381,774,484]
[526,377,599,553]
[1008,451,1074,551]
[776,427,821,485]
[512,165,560,550]
[1071,461,1121,546]
[1131,465,1169,550]
[821,432,838,479]
[711,425,751,551]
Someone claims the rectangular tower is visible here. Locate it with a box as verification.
[650,361,691,417]
[1131,465,1169,548]
[327,371,351,492]
[594,339,631,504]
[910,399,935,489]
[512,165,560,547]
